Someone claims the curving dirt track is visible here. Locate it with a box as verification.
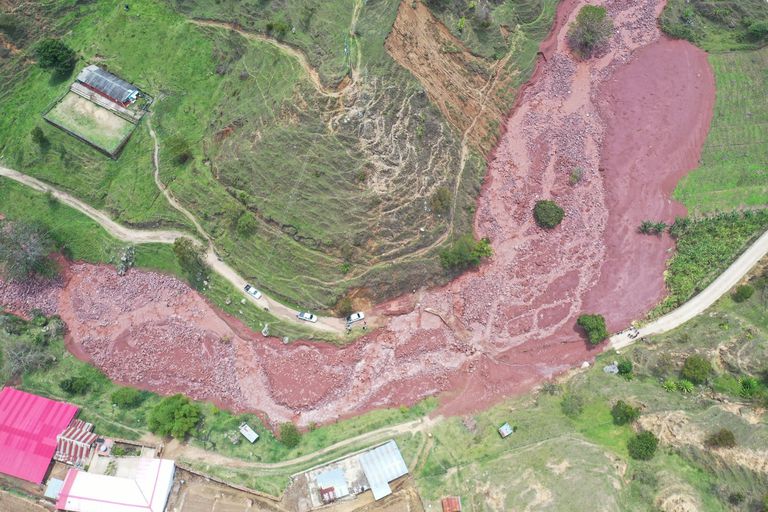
[0,0,717,426]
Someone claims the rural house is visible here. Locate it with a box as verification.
[76,65,139,107]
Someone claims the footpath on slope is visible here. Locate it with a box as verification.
[0,0,728,428]
[0,161,345,334]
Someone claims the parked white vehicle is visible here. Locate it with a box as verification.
[346,312,365,324]
[297,312,318,323]
[243,284,262,299]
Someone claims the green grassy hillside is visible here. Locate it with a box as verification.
[0,0,557,311]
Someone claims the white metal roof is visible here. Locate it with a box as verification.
[359,440,408,500]
[56,458,175,512]
[238,422,259,443]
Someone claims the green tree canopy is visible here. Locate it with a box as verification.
[111,387,145,409]
[440,235,492,271]
[34,38,76,75]
[610,400,640,425]
[567,5,613,58]
[576,314,609,345]
[627,431,659,460]
[279,422,301,448]
[680,354,711,385]
[0,220,56,281]
[147,394,201,439]
[533,200,565,229]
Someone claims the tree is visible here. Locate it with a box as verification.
[0,220,56,281]
[147,394,201,439]
[172,237,208,288]
[440,235,492,271]
[1,335,56,376]
[336,296,354,317]
[617,359,633,376]
[704,428,736,449]
[279,422,301,448]
[560,392,584,418]
[611,400,640,425]
[236,214,258,236]
[533,200,564,229]
[627,431,659,460]
[31,126,50,151]
[680,355,711,385]
[747,21,768,41]
[731,284,754,303]
[577,314,608,345]
[111,387,145,409]
[34,39,76,75]
[59,376,90,395]
[429,187,451,215]
[567,5,613,58]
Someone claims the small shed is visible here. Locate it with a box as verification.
[76,65,139,106]
[498,422,514,438]
[238,422,259,443]
[55,419,98,467]
[442,496,462,512]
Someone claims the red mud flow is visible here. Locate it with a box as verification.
[0,0,715,427]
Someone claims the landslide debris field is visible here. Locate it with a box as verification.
[0,0,557,311]
[1,0,720,427]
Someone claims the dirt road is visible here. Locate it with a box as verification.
[0,163,346,334]
[611,226,768,350]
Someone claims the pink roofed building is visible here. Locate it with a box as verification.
[0,387,79,483]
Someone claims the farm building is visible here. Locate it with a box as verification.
[0,388,79,483]
[359,440,409,500]
[55,458,176,512]
[75,65,139,107]
[54,419,98,468]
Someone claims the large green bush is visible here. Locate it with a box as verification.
[279,422,301,448]
[680,355,711,385]
[440,235,492,271]
[704,428,736,448]
[147,394,201,439]
[610,400,640,425]
[34,38,76,75]
[59,376,90,395]
[111,387,145,409]
[533,200,564,229]
[567,5,613,58]
[627,431,659,460]
[732,284,754,303]
[576,314,608,345]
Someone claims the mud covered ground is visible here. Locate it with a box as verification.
[0,0,716,427]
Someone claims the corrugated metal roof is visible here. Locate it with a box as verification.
[76,65,138,103]
[442,496,462,512]
[55,423,98,467]
[359,440,409,500]
[0,388,79,483]
[56,459,176,512]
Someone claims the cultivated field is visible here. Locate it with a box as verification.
[673,48,768,213]
[44,92,136,155]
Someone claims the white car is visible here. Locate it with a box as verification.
[346,312,365,324]
[297,312,318,323]
[243,284,262,299]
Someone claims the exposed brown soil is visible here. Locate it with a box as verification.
[385,1,504,153]
[0,0,717,427]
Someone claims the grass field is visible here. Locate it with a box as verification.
[411,269,768,510]
[673,48,768,213]
[0,0,557,311]
[44,92,136,155]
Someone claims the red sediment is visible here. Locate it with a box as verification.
[0,0,717,427]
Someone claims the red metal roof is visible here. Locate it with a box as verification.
[0,388,79,483]
[442,496,462,512]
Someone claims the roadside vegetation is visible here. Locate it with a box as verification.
[412,266,768,510]
[653,211,768,316]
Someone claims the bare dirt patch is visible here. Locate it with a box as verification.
[385,1,504,152]
[5,0,717,427]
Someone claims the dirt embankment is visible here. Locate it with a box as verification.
[385,1,505,152]
[1,0,717,427]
